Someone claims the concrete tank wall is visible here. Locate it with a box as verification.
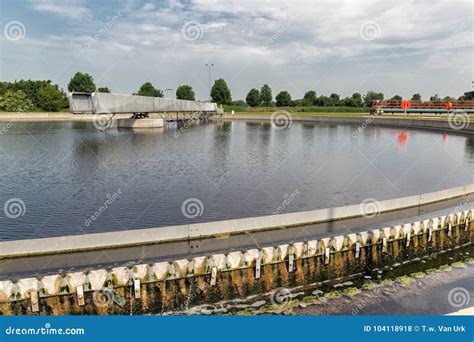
[1,184,472,259]
[216,114,474,135]
[0,209,471,315]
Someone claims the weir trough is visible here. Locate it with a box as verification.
[0,208,472,315]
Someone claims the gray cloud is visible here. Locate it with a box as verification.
[2,0,472,100]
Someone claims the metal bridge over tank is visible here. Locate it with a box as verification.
[67,92,221,127]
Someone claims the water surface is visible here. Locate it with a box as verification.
[0,120,473,241]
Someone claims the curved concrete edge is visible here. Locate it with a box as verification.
[216,114,474,135]
[0,184,473,259]
[0,209,471,303]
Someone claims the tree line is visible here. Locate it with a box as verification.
[1,71,473,112]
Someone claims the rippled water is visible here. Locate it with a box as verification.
[0,120,473,241]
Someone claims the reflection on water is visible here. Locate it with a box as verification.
[0,120,472,241]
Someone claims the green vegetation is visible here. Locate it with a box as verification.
[275,90,292,107]
[97,86,111,93]
[176,84,195,101]
[0,90,34,112]
[459,91,474,100]
[2,70,473,115]
[303,90,317,106]
[37,83,68,111]
[245,88,260,107]
[0,80,68,112]
[395,275,413,285]
[363,90,384,107]
[211,78,232,105]
[68,72,96,93]
[260,84,272,106]
[135,82,163,97]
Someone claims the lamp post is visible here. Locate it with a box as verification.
[205,63,214,102]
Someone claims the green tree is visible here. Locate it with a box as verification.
[68,72,96,93]
[135,82,163,97]
[176,85,195,100]
[0,90,34,112]
[275,90,292,107]
[391,95,402,101]
[97,87,110,93]
[430,94,441,101]
[411,93,422,101]
[303,90,317,106]
[351,92,364,107]
[363,90,384,107]
[443,96,454,101]
[316,95,331,106]
[459,91,474,100]
[245,88,260,107]
[342,92,364,107]
[37,84,67,111]
[211,79,232,105]
[329,93,340,106]
[260,84,272,106]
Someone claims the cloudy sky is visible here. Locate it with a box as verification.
[0,0,472,101]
